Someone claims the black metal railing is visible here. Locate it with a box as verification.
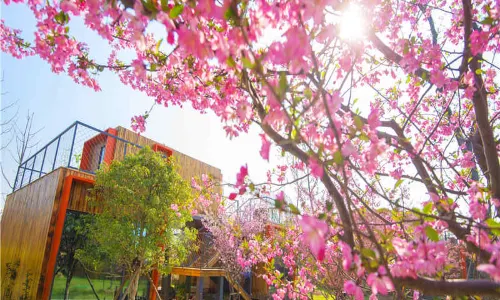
[12,121,142,192]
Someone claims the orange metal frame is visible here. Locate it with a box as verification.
[152,143,173,158]
[80,128,118,170]
[42,175,95,300]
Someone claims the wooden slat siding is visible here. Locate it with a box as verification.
[114,126,222,190]
[63,169,96,214]
[1,169,62,300]
[67,180,96,213]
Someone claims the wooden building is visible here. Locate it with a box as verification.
[1,121,272,300]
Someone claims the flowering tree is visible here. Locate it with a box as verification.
[77,147,196,300]
[2,0,500,298]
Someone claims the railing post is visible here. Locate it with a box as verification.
[196,276,204,300]
[12,165,21,192]
[52,136,61,170]
[19,162,27,188]
[28,155,37,184]
[67,123,78,168]
[39,147,48,178]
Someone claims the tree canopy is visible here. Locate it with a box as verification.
[2,0,500,298]
[77,147,196,300]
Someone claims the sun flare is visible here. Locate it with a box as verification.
[338,4,367,41]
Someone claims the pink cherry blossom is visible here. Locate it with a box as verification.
[344,280,364,300]
[477,264,500,281]
[236,164,248,187]
[308,158,323,179]
[299,215,328,261]
[131,115,146,133]
[260,133,271,161]
[366,267,394,295]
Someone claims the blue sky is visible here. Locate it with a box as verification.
[1,4,272,207]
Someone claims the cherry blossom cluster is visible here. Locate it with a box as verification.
[3,0,500,298]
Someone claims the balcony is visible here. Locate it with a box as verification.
[12,121,142,192]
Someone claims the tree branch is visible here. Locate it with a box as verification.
[399,277,500,297]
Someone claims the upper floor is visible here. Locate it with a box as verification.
[12,121,222,193]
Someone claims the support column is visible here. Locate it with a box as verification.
[218,276,224,300]
[185,276,192,299]
[196,277,204,300]
[160,275,172,299]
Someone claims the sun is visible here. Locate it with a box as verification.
[338,4,367,41]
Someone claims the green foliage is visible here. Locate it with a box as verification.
[76,147,197,297]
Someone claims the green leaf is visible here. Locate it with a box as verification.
[242,57,253,69]
[160,0,168,11]
[425,226,439,242]
[326,201,333,211]
[359,132,369,141]
[226,57,236,68]
[278,72,288,98]
[481,17,495,25]
[353,115,364,130]
[291,128,298,140]
[149,63,157,71]
[304,88,313,100]
[423,202,433,215]
[142,0,158,15]
[486,218,500,236]
[275,199,284,210]
[333,151,344,165]
[224,6,237,21]
[288,204,301,215]
[169,4,184,19]
[155,39,163,53]
[55,11,69,25]
[403,42,409,55]
[394,179,404,189]
[475,68,483,75]
[361,248,376,259]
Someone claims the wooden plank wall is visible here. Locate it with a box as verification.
[65,169,97,214]
[1,168,96,300]
[1,169,64,300]
[114,127,223,184]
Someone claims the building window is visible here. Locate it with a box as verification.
[97,146,106,168]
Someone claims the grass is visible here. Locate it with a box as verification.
[51,274,149,300]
